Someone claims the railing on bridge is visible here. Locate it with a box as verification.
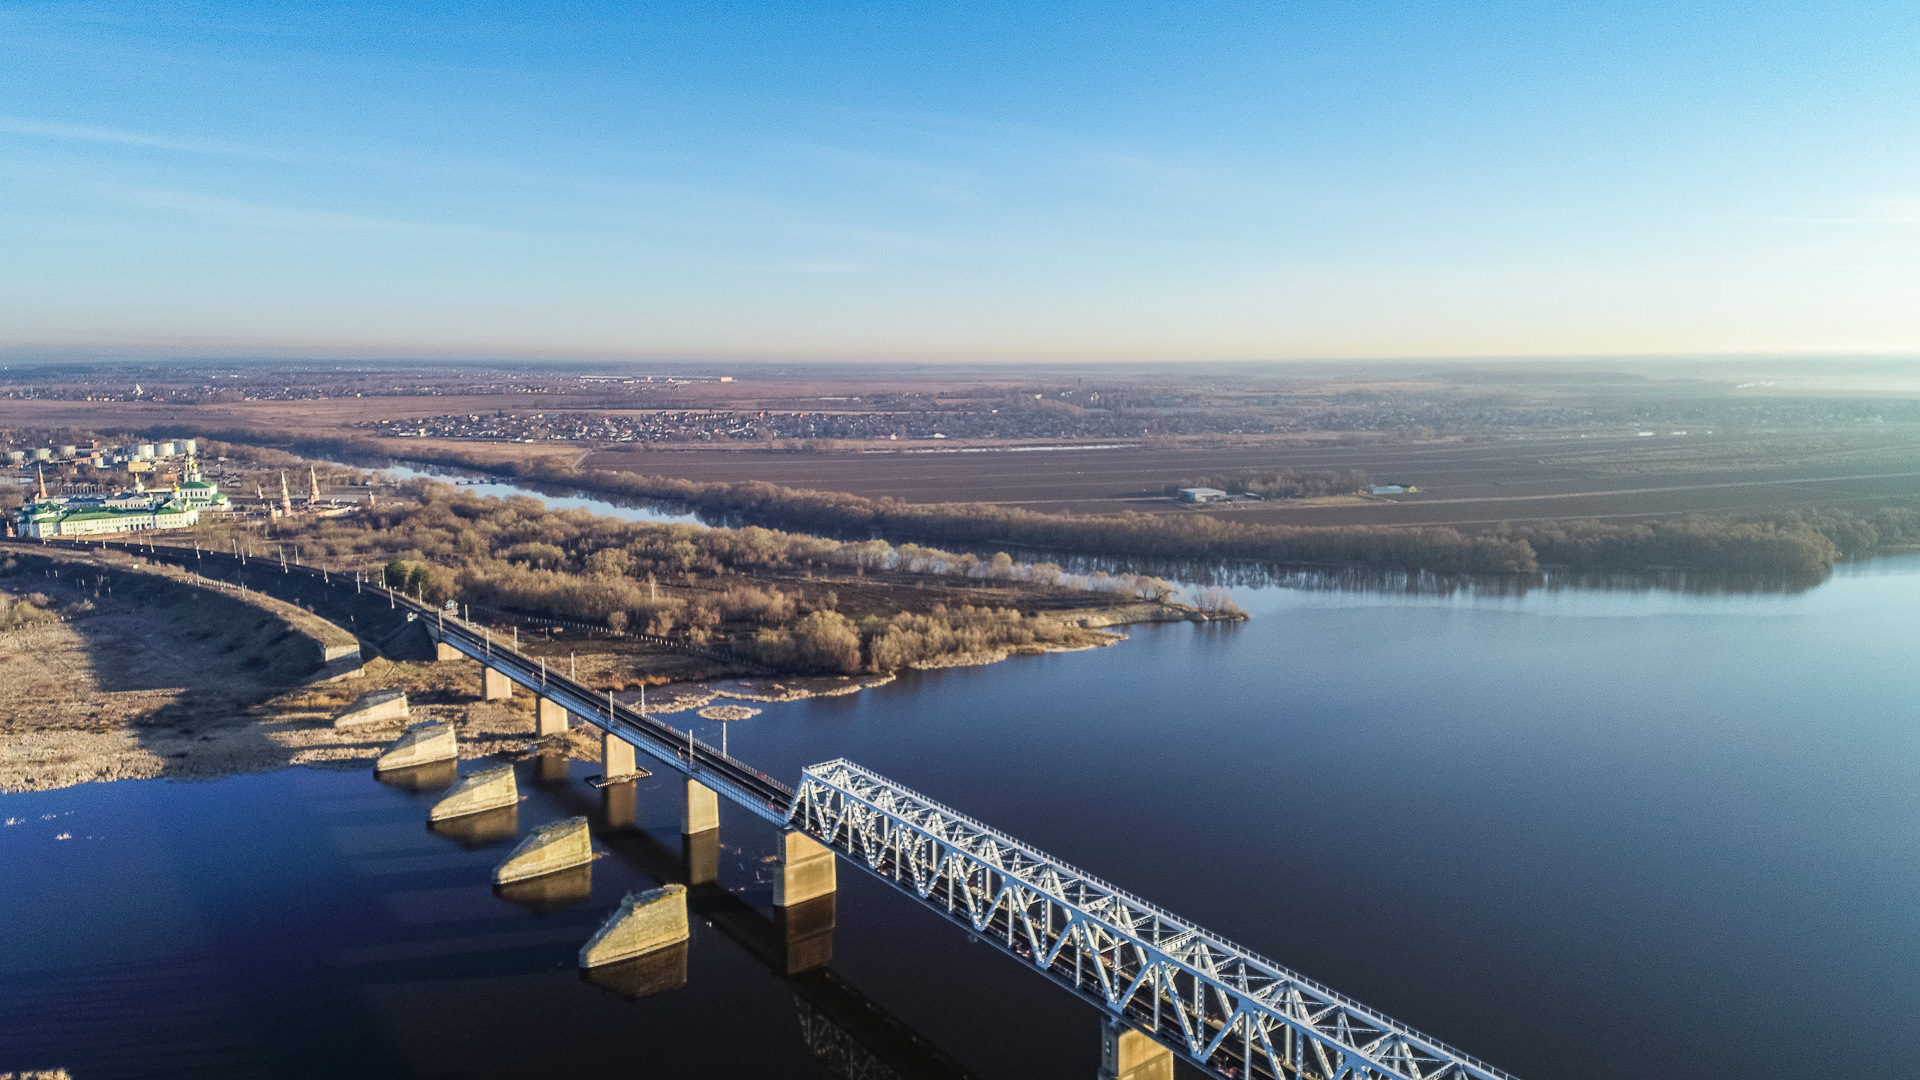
[789,759,1517,1080]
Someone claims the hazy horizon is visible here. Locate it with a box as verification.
[5,3,1918,360]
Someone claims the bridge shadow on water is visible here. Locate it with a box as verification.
[375,749,982,1080]
[553,766,982,1080]
[32,541,1046,1079]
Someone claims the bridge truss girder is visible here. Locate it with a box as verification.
[788,759,1518,1080]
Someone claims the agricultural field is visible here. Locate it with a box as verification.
[583,429,1920,527]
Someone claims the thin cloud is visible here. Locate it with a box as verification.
[0,116,288,160]
[97,183,510,237]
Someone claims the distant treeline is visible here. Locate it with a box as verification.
[1164,468,1371,499]
[472,457,1920,578]
[1501,509,1920,577]
[145,428,1920,578]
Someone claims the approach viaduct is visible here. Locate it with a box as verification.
[30,535,1519,1080]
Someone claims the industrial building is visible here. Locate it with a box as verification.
[1176,487,1229,504]
[4,438,199,467]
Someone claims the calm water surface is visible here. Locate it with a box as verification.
[6,546,1919,1078]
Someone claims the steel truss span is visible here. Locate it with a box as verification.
[789,759,1518,1080]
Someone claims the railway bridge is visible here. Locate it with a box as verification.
[37,537,1518,1080]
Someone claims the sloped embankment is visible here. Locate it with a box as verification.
[0,545,367,791]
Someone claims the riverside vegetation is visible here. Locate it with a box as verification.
[106,427,1920,577]
[338,444,1920,578]
[199,478,1233,677]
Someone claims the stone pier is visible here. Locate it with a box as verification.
[334,688,407,729]
[579,885,689,968]
[429,805,518,846]
[375,723,456,771]
[1099,1021,1173,1080]
[435,640,461,661]
[494,816,593,883]
[683,779,719,836]
[496,864,593,913]
[581,940,688,999]
[430,765,518,820]
[482,666,513,700]
[536,696,569,736]
[772,830,837,908]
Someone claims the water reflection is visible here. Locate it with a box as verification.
[339,457,701,526]
[683,828,719,887]
[579,941,690,1000]
[792,972,980,1080]
[494,863,594,913]
[602,780,637,829]
[427,804,518,847]
[372,758,459,792]
[775,894,836,976]
[536,751,571,785]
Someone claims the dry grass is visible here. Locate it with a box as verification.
[0,557,606,794]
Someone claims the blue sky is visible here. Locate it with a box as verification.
[3,2,1918,361]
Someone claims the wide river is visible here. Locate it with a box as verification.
[5,471,1918,1079]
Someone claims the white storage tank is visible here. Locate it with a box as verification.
[179,439,197,456]
[32,448,52,461]
[136,444,157,459]
[6,450,24,464]
[56,445,77,458]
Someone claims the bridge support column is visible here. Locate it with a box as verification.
[683,779,719,836]
[536,696,569,735]
[1099,1021,1172,1080]
[772,830,836,908]
[482,666,513,700]
[435,641,460,661]
[602,730,636,778]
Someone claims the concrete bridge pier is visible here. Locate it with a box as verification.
[683,779,720,886]
[601,730,637,779]
[773,830,837,907]
[772,831,838,972]
[536,695,570,736]
[683,779,719,835]
[482,665,514,700]
[435,641,460,661]
[1099,1020,1172,1080]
